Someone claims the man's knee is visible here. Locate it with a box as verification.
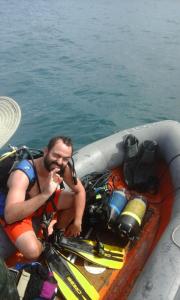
[16,239,43,260]
[24,243,42,260]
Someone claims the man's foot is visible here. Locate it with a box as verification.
[48,226,64,245]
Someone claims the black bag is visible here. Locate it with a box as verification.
[123,134,159,193]
[12,262,57,300]
[0,258,20,300]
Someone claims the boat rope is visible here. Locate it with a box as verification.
[171,224,180,248]
[158,153,180,181]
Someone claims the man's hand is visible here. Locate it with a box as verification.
[64,220,82,237]
[41,168,63,198]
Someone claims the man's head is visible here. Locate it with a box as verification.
[43,136,73,172]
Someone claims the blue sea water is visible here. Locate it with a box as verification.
[0,0,180,151]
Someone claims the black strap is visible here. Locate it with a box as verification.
[47,192,58,212]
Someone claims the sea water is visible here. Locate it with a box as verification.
[0,0,180,151]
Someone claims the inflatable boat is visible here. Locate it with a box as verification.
[73,119,180,300]
[1,119,180,300]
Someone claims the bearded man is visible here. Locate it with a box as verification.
[3,136,86,260]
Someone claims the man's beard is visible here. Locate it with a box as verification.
[43,154,64,172]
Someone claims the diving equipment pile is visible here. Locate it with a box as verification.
[41,216,126,300]
[42,228,126,300]
[44,244,99,300]
[50,230,125,270]
[8,227,125,300]
[8,262,57,300]
[81,134,159,247]
[80,134,157,247]
[81,170,148,246]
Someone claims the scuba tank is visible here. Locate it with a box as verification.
[117,196,147,247]
[108,189,127,229]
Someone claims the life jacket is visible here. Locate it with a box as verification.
[122,134,159,193]
[0,159,36,217]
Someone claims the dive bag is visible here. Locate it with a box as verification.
[123,134,159,193]
[0,258,19,300]
[10,262,57,300]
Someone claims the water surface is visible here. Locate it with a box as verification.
[0,0,180,150]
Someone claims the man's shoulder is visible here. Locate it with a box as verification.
[12,159,36,183]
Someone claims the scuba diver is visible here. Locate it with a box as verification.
[1,136,86,260]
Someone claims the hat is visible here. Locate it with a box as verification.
[0,96,21,149]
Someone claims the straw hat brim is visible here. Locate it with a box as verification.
[0,96,21,149]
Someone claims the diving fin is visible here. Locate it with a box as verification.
[44,244,99,300]
[53,236,126,270]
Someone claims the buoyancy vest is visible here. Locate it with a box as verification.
[0,159,36,217]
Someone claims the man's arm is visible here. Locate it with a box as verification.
[63,165,86,236]
[4,169,60,224]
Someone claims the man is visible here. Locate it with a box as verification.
[3,136,86,260]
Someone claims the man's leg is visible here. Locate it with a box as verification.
[4,217,43,260]
[15,231,43,260]
[55,191,75,230]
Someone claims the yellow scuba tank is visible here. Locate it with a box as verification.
[117,196,147,247]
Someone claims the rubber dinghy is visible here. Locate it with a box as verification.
[1,120,180,300]
[73,120,180,300]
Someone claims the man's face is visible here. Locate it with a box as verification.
[43,140,72,173]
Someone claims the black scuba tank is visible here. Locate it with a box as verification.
[117,196,147,247]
